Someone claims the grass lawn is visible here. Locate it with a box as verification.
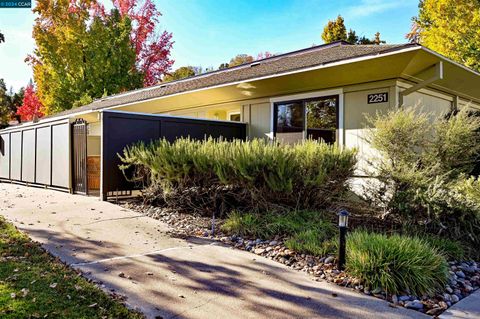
[0,216,144,319]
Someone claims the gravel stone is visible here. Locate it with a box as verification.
[405,300,423,310]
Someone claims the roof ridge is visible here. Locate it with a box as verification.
[95,41,354,103]
[42,42,419,120]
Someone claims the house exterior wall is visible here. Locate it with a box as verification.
[458,97,480,110]
[343,84,395,175]
[160,78,469,179]
[243,101,272,139]
[147,78,473,161]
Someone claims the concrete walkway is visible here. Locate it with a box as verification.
[0,183,428,319]
[440,289,480,319]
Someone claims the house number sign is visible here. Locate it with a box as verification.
[367,92,388,104]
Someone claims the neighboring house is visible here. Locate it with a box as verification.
[1,40,480,200]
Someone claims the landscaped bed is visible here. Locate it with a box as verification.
[118,107,480,316]
[121,200,480,317]
[0,216,144,319]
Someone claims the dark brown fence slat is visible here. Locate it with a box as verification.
[72,119,87,194]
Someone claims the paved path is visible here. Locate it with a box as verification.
[440,289,480,319]
[0,183,428,319]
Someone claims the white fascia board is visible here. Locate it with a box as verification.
[269,88,344,103]
[419,47,480,77]
[100,109,247,125]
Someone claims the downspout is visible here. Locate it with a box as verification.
[398,61,443,106]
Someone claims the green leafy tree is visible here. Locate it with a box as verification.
[29,0,172,114]
[10,87,24,122]
[408,0,480,72]
[322,16,385,45]
[228,54,254,67]
[346,29,358,44]
[219,52,274,69]
[163,66,196,82]
[30,0,144,114]
[218,62,229,69]
[0,79,10,127]
[322,15,347,43]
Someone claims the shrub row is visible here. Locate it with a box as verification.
[364,107,480,254]
[119,138,357,215]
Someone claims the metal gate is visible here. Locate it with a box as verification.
[72,119,87,194]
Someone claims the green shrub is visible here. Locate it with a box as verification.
[364,107,480,252]
[222,210,337,256]
[221,211,263,237]
[119,138,357,215]
[221,210,335,236]
[346,231,448,296]
[285,230,337,256]
[420,235,465,261]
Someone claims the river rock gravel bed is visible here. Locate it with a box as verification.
[120,200,480,317]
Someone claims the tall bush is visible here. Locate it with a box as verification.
[119,138,357,215]
[364,107,480,251]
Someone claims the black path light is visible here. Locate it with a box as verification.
[337,209,350,271]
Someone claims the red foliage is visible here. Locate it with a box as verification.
[17,84,44,122]
[256,51,274,60]
[109,0,174,86]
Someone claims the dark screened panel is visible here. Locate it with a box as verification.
[102,114,161,193]
[36,126,52,185]
[21,129,36,183]
[0,133,10,179]
[10,132,22,181]
[102,111,247,195]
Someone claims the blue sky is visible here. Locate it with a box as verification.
[0,0,419,91]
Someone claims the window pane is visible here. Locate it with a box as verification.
[229,113,241,122]
[275,102,304,144]
[306,97,337,143]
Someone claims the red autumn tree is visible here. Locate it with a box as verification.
[17,83,44,122]
[256,51,275,60]
[110,0,174,86]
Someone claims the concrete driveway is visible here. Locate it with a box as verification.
[0,183,428,319]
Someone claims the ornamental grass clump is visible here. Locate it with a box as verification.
[119,138,357,215]
[346,231,448,296]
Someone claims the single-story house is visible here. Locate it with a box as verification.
[1,40,480,200]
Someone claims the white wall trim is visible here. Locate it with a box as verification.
[269,88,344,103]
[338,93,345,147]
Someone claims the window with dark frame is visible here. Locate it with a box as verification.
[229,113,241,122]
[274,95,338,144]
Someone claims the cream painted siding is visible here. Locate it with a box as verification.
[458,98,480,111]
[167,109,207,119]
[344,87,393,174]
[402,91,452,115]
[244,102,272,140]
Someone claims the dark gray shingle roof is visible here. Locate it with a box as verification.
[52,41,417,118]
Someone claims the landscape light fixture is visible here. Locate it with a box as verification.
[337,209,349,271]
